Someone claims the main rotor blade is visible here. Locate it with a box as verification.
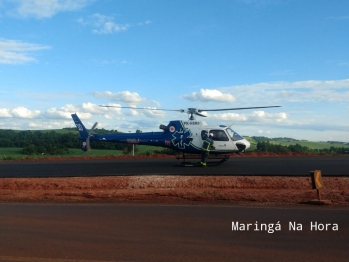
[195,112,207,117]
[99,105,184,112]
[198,106,281,112]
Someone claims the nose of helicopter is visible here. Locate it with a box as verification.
[243,139,250,150]
[235,139,250,151]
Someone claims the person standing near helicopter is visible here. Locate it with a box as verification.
[200,131,215,167]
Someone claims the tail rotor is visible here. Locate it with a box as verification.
[85,122,98,152]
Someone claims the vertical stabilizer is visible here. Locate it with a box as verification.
[71,113,89,138]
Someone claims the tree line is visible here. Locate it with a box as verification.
[0,129,125,155]
[256,141,348,154]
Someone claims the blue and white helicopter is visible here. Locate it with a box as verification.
[71,106,281,165]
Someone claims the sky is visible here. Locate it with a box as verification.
[0,0,348,142]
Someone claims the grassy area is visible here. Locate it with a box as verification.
[136,145,167,155]
[244,136,349,151]
[269,139,349,149]
[0,147,121,160]
[0,147,24,159]
[245,136,349,152]
[0,145,167,160]
[9,129,79,134]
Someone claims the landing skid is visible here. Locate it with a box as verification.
[176,154,230,167]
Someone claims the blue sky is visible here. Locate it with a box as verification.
[0,0,348,142]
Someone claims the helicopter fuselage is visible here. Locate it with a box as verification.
[73,113,250,154]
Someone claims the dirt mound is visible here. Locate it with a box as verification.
[1,176,348,206]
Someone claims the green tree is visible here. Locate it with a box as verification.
[22,144,37,155]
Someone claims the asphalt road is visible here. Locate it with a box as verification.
[0,156,348,178]
[0,203,348,262]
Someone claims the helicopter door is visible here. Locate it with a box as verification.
[208,129,235,151]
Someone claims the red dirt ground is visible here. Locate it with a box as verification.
[1,154,348,206]
[1,175,348,206]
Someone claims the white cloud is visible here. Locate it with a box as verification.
[0,108,12,117]
[11,107,40,118]
[77,13,151,34]
[209,110,288,123]
[249,111,287,122]
[0,106,42,119]
[128,108,139,116]
[256,130,272,135]
[46,104,91,119]
[46,108,74,119]
[138,20,152,26]
[129,119,159,130]
[90,13,129,34]
[210,112,248,122]
[100,103,123,119]
[93,91,149,105]
[141,108,167,118]
[98,104,167,119]
[78,13,129,34]
[182,89,236,102]
[0,39,51,64]
[8,0,92,19]
[45,103,124,120]
[220,79,349,103]
[81,102,108,114]
[28,120,74,129]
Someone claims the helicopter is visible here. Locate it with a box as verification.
[71,105,281,166]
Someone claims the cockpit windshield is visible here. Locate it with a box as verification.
[227,128,244,141]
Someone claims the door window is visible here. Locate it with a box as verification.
[209,130,229,141]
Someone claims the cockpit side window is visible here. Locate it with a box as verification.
[209,130,229,141]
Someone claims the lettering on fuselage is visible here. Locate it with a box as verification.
[75,123,84,132]
[127,139,140,144]
[183,121,200,126]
